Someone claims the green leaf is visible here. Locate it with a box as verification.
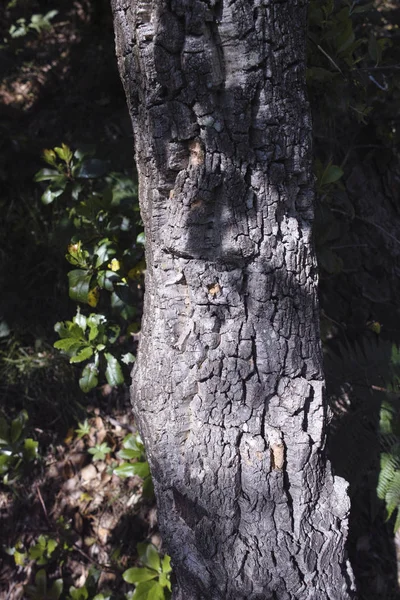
[122,352,135,365]
[0,455,10,475]
[136,232,146,246]
[133,462,150,478]
[10,411,28,444]
[0,417,10,445]
[123,434,143,452]
[54,337,85,352]
[142,475,154,498]
[34,168,60,182]
[75,419,91,439]
[35,569,48,595]
[79,363,99,393]
[68,585,89,600]
[117,448,142,461]
[123,567,158,584]
[23,438,38,461]
[88,442,111,461]
[147,582,165,600]
[70,346,94,364]
[97,270,120,291]
[49,578,63,600]
[46,538,58,556]
[113,463,139,478]
[143,544,161,572]
[106,324,120,344]
[73,311,87,331]
[320,164,344,187]
[41,183,65,205]
[158,573,169,589]
[68,270,92,304]
[94,241,116,268]
[114,283,136,307]
[161,555,172,574]
[54,143,73,164]
[105,353,124,386]
[131,581,160,600]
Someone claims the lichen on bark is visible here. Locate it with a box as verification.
[111,0,356,598]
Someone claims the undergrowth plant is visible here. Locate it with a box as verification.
[123,544,172,600]
[35,143,144,393]
[0,410,38,484]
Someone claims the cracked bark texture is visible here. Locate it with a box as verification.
[111,1,356,598]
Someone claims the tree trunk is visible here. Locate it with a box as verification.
[111,1,356,598]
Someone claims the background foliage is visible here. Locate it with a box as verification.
[0,0,399,598]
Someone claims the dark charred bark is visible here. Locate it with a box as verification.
[111,1,356,598]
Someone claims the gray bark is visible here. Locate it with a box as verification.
[111,1,356,598]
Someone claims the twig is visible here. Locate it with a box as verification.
[316,44,343,75]
[331,208,400,247]
[36,485,51,526]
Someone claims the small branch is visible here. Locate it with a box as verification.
[36,485,51,527]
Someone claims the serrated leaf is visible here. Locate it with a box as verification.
[79,363,99,393]
[123,567,158,584]
[121,352,135,365]
[70,346,93,364]
[161,555,172,574]
[105,353,124,386]
[158,573,169,589]
[54,143,73,164]
[54,337,85,352]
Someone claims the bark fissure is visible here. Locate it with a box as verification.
[111,0,356,598]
